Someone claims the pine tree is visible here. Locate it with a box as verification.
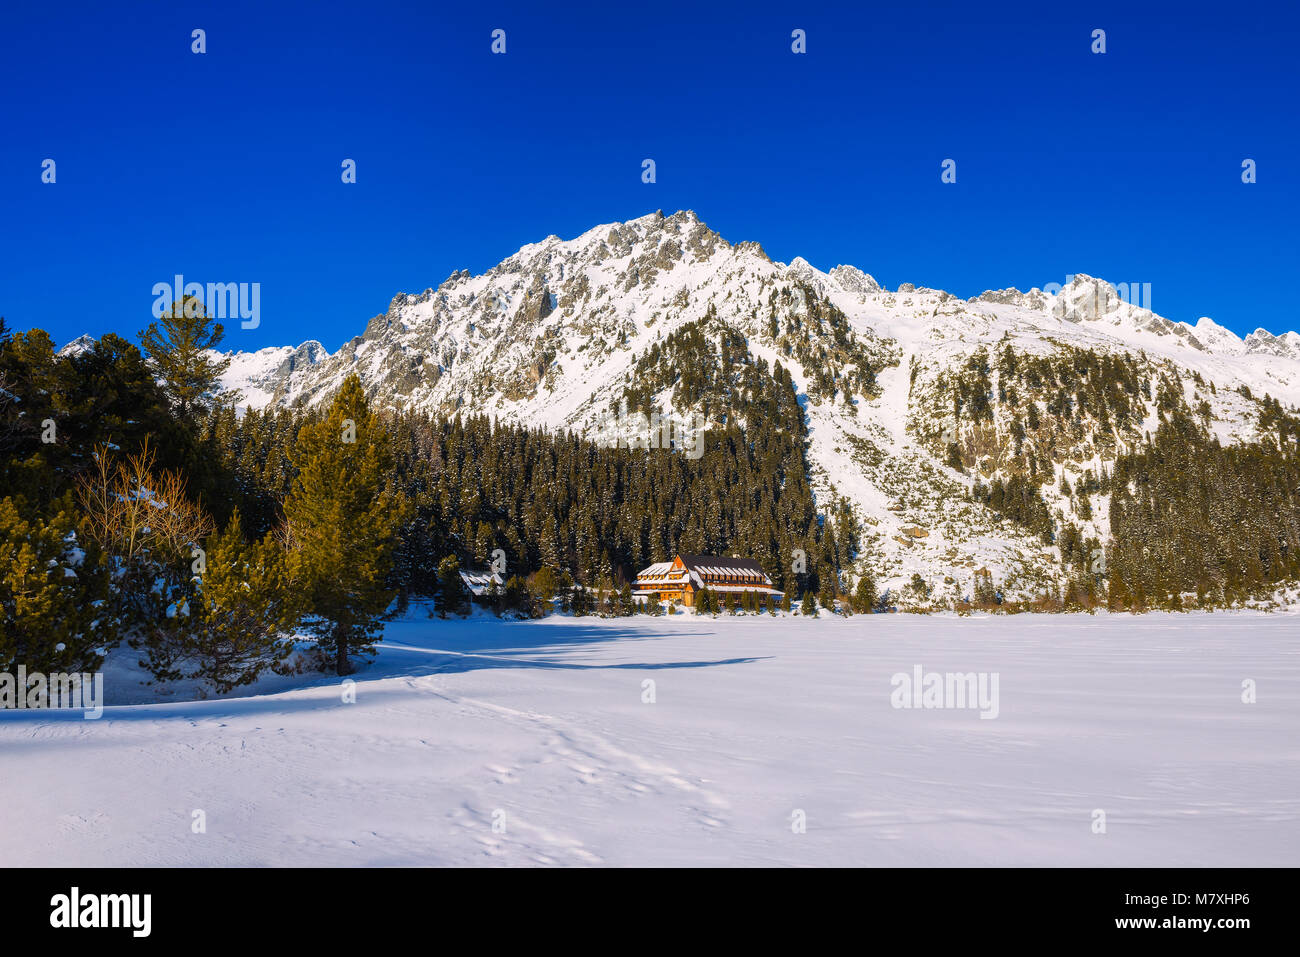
[188,509,301,694]
[557,570,574,613]
[571,584,590,616]
[504,575,534,617]
[853,573,877,613]
[533,566,559,608]
[802,590,819,617]
[139,296,232,419]
[1063,575,1082,611]
[285,376,404,674]
[0,498,112,675]
[818,571,836,613]
[1130,578,1147,614]
[436,556,469,617]
[485,577,505,615]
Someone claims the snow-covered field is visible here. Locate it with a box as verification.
[2,610,1298,866]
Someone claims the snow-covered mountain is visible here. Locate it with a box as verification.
[56,333,99,357]
[222,339,329,409]
[209,210,1300,599]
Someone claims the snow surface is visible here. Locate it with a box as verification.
[3,609,1297,866]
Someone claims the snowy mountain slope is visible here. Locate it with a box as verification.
[204,211,1300,597]
[220,340,328,408]
[56,333,98,358]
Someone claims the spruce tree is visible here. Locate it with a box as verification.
[285,376,403,674]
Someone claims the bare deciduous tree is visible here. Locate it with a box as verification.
[77,438,213,570]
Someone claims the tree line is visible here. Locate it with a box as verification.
[1,301,858,691]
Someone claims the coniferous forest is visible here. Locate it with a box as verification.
[0,304,852,689]
[4,301,1300,693]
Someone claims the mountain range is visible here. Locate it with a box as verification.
[99,211,1300,600]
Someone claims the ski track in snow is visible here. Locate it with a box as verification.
[2,611,1298,867]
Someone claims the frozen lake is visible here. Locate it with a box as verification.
[2,611,1297,866]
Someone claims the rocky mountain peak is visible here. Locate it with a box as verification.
[829,264,881,295]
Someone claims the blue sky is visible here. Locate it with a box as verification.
[2,0,1296,352]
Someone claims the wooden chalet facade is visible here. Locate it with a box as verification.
[633,554,783,608]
